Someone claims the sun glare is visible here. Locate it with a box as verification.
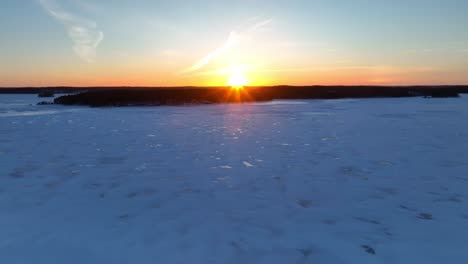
[228,71,248,89]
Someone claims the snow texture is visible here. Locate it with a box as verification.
[1,94,468,263]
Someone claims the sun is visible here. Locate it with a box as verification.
[228,71,248,89]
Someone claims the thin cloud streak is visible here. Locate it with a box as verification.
[183,32,240,73]
[39,0,103,63]
[183,18,272,73]
[247,18,273,32]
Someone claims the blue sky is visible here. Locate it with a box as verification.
[1,0,468,86]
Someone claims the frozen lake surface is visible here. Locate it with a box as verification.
[1,94,468,263]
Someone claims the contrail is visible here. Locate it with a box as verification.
[183,31,240,73]
[183,18,272,73]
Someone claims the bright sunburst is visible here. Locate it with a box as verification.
[228,71,248,88]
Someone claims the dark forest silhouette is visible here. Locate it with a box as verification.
[1,86,467,107]
[53,86,465,107]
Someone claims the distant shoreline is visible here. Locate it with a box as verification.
[1,86,467,107]
[1,85,468,92]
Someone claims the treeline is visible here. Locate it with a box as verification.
[50,86,468,107]
[0,87,88,94]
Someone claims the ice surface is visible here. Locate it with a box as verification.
[1,94,468,263]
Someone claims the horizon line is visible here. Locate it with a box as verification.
[2,84,468,89]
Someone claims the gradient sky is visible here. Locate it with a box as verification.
[1,0,468,87]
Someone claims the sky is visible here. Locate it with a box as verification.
[1,0,468,87]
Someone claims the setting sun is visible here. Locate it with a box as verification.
[228,71,248,88]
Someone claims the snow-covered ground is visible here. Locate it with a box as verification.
[1,94,468,263]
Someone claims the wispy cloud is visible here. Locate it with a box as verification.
[183,18,273,73]
[39,0,103,63]
[183,32,240,73]
[248,18,273,33]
